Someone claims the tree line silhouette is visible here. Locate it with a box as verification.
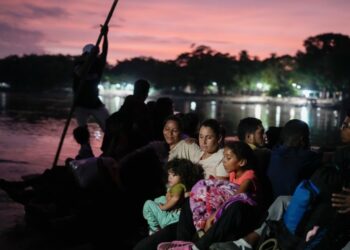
[0,33,349,96]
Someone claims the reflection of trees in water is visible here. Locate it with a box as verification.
[173,99,341,147]
[1,92,342,147]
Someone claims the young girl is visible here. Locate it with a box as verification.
[143,158,204,234]
[190,141,258,234]
[224,141,258,196]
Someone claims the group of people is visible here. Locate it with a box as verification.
[133,114,350,250]
[1,24,350,250]
[1,108,349,249]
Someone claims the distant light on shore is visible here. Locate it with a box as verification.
[190,101,197,111]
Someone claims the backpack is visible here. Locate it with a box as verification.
[259,166,348,250]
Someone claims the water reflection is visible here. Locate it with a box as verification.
[1,92,6,113]
[0,92,344,182]
[0,92,344,148]
[254,104,262,120]
[170,98,341,147]
[190,101,196,111]
[289,107,295,120]
[275,106,281,126]
[210,101,216,119]
[301,106,308,123]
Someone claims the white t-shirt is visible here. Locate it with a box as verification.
[168,140,227,179]
[197,148,227,179]
[168,140,201,162]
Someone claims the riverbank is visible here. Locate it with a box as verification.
[2,89,342,109]
[99,89,342,109]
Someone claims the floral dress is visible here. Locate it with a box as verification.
[190,171,257,232]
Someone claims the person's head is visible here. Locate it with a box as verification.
[340,109,350,144]
[146,100,156,113]
[223,141,255,174]
[198,119,225,154]
[265,126,282,149]
[73,125,90,145]
[237,117,265,147]
[163,114,183,148]
[82,43,99,56]
[280,119,310,148]
[155,97,174,118]
[182,112,200,139]
[166,158,204,190]
[133,79,150,102]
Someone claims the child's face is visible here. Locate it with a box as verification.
[168,171,181,187]
[223,147,246,173]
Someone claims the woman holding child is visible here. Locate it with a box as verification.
[116,115,227,187]
[166,117,228,179]
[140,117,229,235]
[0,113,231,249]
[134,126,262,250]
[153,141,261,250]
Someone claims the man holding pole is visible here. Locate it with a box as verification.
[72,25,110,132]
[52,0,119,168]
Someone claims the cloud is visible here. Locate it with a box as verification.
[0,22,45,57]
[23,3,68,18]
[0,0,350,62]
[115,34,191,45]
[0,3,68,21]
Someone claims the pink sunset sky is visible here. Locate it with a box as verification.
[0,0,350,64]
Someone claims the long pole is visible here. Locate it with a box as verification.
[52,0,119,168]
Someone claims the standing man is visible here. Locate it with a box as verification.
[133,79,150,103]
[100,79,153,158]
[73,25,109,132]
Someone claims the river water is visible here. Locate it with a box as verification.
[0,91,343,179]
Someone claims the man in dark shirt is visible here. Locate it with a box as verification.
[100,79,153,158]
[267,119,321,199]
[73,25,109,132]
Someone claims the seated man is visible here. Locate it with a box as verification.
[211,111,350,250]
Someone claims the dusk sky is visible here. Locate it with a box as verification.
[1,0,350,64]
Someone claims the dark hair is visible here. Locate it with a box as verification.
[146,100,156,111]
[199,119,225,146]
[347,109,350,117]
[280,119,310,148]
[167,158,204,190]
[224,141,255,170]
[266,126,282,149]
[237,117,263,141]
[200,119,225,138]
[163,114,184,133]
[155,97,174,118]
[133,79,150,101]
[73,126,90,144]
[182,112,200,138]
